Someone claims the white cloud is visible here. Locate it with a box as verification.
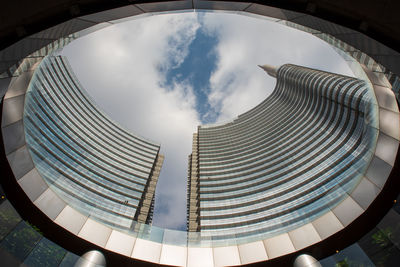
[61,11,356,230]
[201,12,354,122]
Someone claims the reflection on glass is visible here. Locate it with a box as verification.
[0,221,42,261]
[23,238,66,267]
[0,200,21,240]
[320,244,374,267]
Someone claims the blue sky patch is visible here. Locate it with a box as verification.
[164,26,219,123]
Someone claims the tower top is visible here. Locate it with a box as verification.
[258,64,277,78]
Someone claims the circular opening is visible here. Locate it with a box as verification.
[60,11,356,230]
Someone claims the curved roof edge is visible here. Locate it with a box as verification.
[1,47,399,267]
[0,2,399,266]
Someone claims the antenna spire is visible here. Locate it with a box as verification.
[258,64,277,78]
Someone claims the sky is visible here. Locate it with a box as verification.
[61,11,354,230]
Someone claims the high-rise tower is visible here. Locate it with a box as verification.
[188,64,379,241]
[23,55,164,229]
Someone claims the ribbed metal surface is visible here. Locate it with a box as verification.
[23,55,161,230]
[197,64,379,240]
[74,250,106,267]
[293,254,321,267]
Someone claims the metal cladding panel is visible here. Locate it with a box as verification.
[263,233,295,259]
[0,38,50,63]
[367,71,392,88]
[379,108,400,140]
[2,119,25,155]
[213,245,241,267]
[245,4,294,20]
[6,145,34,180]
[17,168,48,202]
[48,18,97,40]
[292,14,354,35]
[79,5,143,23]
[365,156,393,189]
[372,54,400,77]
[237,241,268,264]
[0,77,12,99]
[332,196,364,227]
[54,205,88,235]
[136,1,193,13]
[105,230,136,257]
[336,32,397,56]
[78,218,112,247]
[375,132,399,166]
[34,188,66,220]
[193,0,251,11]
[288,223,321,250]
[350,177,380,210]
[160,244,187,267]
[2,94,25,126]
[74,23,112,39]
[187,247,214,267]
[3,71,32,99]
[131,238,162,264]
[373,84,398,112]
[29,23,74,40]
[312,211,344,240]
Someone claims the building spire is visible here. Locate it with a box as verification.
[258,64,277,78]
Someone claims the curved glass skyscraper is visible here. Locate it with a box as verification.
[188,64,379,241]
[23,55,164,229]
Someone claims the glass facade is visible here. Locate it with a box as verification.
[0,196,81,267]
[190,64,379,241]
[23,55,163,231]
[320,194,400,266]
